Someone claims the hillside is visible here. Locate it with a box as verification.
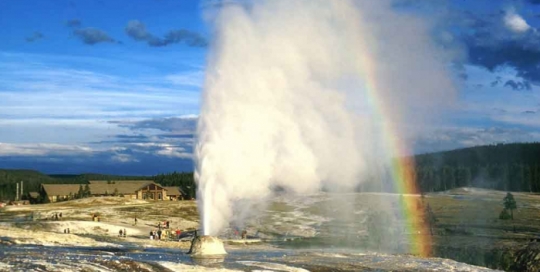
[413,142,540,193]
[0,169,62,201]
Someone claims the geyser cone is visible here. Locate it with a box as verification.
[188,235,227,258]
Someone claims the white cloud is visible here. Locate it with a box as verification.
[130,142,193,159]
[111,153,139,163]
[0,143,94,156]
[165,71,204,87]
[504,9,530,33]
[0,140,192,160]
[459,64,540,129]
[416,126,540,153]
[495,114,540,128]
[0,55,200,125]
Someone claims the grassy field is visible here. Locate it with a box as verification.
[428,188,540,243]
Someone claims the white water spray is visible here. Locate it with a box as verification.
[196,0,456,236]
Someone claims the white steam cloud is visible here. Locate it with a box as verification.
[504,9,530,33]
[196,0,456,235]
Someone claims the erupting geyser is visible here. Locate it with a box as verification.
[195,0,456,239]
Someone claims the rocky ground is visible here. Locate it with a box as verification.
[0,197,198,249]
[0,189,538,271]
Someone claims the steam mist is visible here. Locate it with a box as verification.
[196,0,456,236]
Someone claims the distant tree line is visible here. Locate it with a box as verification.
[414,143,540,193]
[2,143,539,201]
[0,170,66,201]
[0,170,196,201]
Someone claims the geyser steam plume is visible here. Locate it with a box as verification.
[196,0,456,236]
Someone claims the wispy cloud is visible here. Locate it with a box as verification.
[110,116,197,132]
[125,20,207,47]
[66,19,82,28]
[415,126,540,153]
[165,71,204,87]
[25,32,44,42]
[62,18,115,45]
[0,56,200,121]
[0,53,200,173]
[74,27,117,45]
[0,142,194,175]
[0,143,93,157]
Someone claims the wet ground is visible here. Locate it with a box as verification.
[0,242,500,271]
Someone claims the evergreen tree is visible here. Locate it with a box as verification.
[83,184,91,197]
[499,208,511,220]
[503,192,517,219]
[77,185,84,199]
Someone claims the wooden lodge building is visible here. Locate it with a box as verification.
[40,180,186,203]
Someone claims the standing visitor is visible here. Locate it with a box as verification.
[175,228,181,239]
[157,229,162,240]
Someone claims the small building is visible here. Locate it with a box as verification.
[28,192,40,204]
[28,192,40,199]
[164,186,186,200]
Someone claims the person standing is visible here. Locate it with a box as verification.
[157,229,162,240]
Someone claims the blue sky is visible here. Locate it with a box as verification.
[0,0,539,175]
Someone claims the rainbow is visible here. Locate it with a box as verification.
[356,35,432,258]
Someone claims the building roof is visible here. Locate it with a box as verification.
[28,192,40,198]
[41,184,82,197]
[89,180,153,184]
[42,182,166,197]
[89,182,153,195]
[164,186,183,196]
